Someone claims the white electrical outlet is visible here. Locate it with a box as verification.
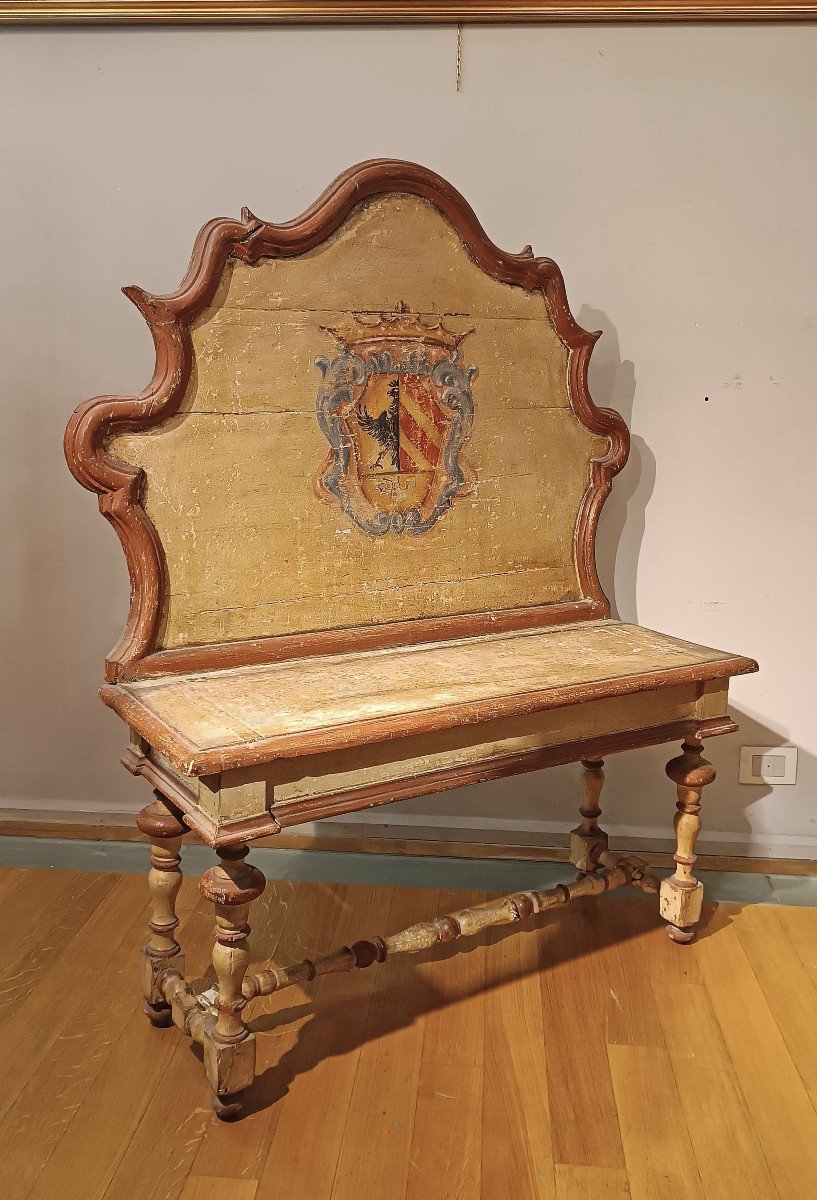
[738,745,798,786]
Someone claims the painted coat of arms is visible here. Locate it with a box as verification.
[315,303,477,535]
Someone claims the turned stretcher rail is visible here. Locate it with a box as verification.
[239,851,658,1003]
[143,791,668,1120]
[154,852,658,1049]
[154,852,659,1036]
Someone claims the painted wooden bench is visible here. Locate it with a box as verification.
[65,159,757,1119]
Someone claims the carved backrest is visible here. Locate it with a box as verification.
[65,161,628,682]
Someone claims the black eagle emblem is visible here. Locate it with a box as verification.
[357,379,400,470]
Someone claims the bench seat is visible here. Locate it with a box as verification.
[104,620,755,778]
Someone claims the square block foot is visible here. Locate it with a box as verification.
[569,829,609,873]
[203,1029,257,1100]
[659,878,704,931]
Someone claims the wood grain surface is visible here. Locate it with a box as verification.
[3,865,815,1199]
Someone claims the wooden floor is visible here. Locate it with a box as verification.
[3,866,817,1199]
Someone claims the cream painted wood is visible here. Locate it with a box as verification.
[659,739,717,943]
[195,847,268,1112]
[111,620,739,779]
[137,799,186,1018]
[569,758,609,872]
[107,194,607,650]
[144,838,183,960]
[146,679,727,826]
[235,850,659,1003]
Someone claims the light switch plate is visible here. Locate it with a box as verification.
[739,745,798,786]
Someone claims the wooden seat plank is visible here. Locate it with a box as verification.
[102,620,753,774]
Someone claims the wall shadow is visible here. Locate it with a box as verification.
[578,304,656,624]
[698,703,809,856]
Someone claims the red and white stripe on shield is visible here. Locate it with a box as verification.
[397,374,447,474]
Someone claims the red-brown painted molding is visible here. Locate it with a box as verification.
[64,159,629,682]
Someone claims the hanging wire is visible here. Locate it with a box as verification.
[456,23,462,93]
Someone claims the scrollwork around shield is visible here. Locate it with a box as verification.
[314,310,477,536]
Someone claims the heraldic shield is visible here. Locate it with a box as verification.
[315,304,477,535]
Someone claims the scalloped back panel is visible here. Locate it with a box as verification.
[107,194,609,652]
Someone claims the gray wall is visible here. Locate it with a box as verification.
[2,24,815,856]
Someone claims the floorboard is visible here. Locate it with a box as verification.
[2,865,815,1200]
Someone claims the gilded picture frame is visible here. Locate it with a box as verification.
[1,1,815,24]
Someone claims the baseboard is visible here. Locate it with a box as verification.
[326,810,817,862]
[1,802,815,876]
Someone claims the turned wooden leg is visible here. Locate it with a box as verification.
[569,758,609,876]
[136,791,186,1027]
[660,737,716,944]
[199,845,266,1119]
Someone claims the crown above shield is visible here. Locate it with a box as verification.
[323,300,474,356]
